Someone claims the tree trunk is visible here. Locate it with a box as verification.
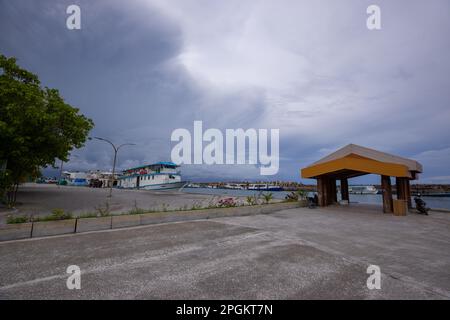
[13,183,19,205]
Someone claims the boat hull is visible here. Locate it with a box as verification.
[248,187,284,191]
[349,191,378,195]
[348,186,378,195]
[139,181,188,190]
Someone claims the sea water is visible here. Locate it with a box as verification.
[182,188,450,210]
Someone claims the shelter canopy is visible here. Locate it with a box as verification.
[301,144,422,180]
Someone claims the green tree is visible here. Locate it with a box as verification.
[0,54,94,206]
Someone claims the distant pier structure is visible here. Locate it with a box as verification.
[301,144,423,213]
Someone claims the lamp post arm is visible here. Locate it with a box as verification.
[94,137,117,152]
[93,137,135,197]
[117,143,136,151]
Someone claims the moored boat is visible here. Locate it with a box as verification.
[118,162,188,190]
[247,183,283,191]
[348,185,378,195]
[224,183,244,190]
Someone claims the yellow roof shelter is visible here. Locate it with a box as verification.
[301,144,423,213]
[302,144,422,180]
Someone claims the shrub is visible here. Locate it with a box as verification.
[217,197,237,207]
[284,191,299,202]
[206,196,220,208]
[95,202,111,217]
[129,201,145,215]
[245,195,257,206]
[262,192,273,204]
[78,212,98,219]
[50,209,73,220]
[51,208,66,219]
[129,207,145,215]
[296,189,308,200]
[33,209,73,222]
[6,215,29,224]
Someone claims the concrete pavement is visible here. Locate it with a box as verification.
[0,183,224,224]
[0,205,449,299]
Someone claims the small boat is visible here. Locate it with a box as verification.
[117,162,188,190]
[348,185,378,194]
[247,183,283,191]
[413,192,450,198]
[224,183,244,190]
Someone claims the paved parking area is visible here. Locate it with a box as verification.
[0,205,449,299]
[0,183,222,224]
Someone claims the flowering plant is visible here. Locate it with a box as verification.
[217,197,237,207]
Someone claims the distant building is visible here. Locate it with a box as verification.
[62,171,89,186]
[88,170,116,188]
[62,170,118,188]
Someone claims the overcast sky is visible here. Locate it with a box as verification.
[1,0,449,183]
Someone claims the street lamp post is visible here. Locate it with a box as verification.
[94,137,135,197]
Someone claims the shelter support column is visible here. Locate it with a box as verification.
[381,175,393,213]
[329,179,337,204]
[406,179,412,209]
[340,178,349,201]
[317,177,327,207]
[396,177,412,209]
[317,176,337,206]
[396,177,406,199]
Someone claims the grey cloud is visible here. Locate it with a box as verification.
[1,0,449,182]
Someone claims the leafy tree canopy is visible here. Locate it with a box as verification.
[0,54,94,204]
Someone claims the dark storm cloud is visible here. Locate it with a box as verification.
[1,0,449,182]
[0,0,198,170]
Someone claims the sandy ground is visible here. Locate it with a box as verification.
[0,204,449,299]
[0,183,235,224]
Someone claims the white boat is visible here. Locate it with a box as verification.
[348,185,378,194]
[224,183,244,190]
[247,183,283,191]
[117,162,187,190]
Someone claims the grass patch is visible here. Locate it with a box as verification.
[78,212,100,219]
[33,208,73,222]
[6,198,293,224]
[128,200,146,215]
[6,215,30,224]
[94,202,111,217]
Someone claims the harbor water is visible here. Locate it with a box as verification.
[182,187,450,210]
